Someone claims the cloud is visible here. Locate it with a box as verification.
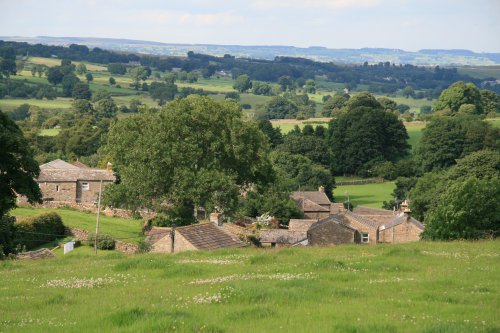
[250,0,383,9]
[140,10,242,26]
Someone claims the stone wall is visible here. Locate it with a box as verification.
[308,222,357,246]
[65,226,139,254]
[38,181,77,202]
[346,219,378,244]
[379,222,422,243]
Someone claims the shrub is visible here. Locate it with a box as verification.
[86,233,115,250]
[14,213,65,250]
[137,240,151,253]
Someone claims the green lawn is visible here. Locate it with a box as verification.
[334,182,395,208]
[39,128,61,137]
[11,207,143,244]
[0,98,73,111]
[0,240,498,332]
[487,117,500,128]
[406,123,426,150]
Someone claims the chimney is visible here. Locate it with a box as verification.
[106,162,113,173]
[318,185,325,193]
[401,199,411,222]
[210,212,223,226]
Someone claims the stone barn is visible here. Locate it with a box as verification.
[378,201,424,243]
[33,159,115,205]
[146,223,245,253]
[307,215,360,246]
[291,187,332,219]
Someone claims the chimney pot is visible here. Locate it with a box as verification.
[318,185,325,193]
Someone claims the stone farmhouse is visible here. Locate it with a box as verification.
[146,222,245,253]
[260,185,424,247]
[34,159,115,205]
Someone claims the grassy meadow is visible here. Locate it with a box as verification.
[334,182,395,208]
[0,240,498,332]
[12,207,143,244]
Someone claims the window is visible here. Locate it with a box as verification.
[81,182,90,191]
[361,233,369,243]
[55,185,60,192]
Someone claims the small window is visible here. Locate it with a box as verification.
[361,233,369,243]
[81,182,90,191]
[56,185,60,192]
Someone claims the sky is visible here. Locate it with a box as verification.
[1,0,500,52]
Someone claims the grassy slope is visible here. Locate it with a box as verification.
[11,207,143,244]
[0,241,498,332]
[334,182,395,208]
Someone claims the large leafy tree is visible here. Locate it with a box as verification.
[103,96,273,223]
[0,109,42,254]
[328,92,409,176]
[416,116,499,172]
[433,81,483,115]
[422,177,499,240]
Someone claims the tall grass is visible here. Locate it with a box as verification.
[0,241,498,332]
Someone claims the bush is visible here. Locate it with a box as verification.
[137,240,151,253]
[14,213,65,250]
[86,233,115,250]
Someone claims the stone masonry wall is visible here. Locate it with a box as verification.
[65,227,138,254]
[379,222,422,243]
[308,223,356,246]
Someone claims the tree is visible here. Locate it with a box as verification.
[257,120,283,148]
[278,76,294,91]
[61,73,80,97]
[480,90,500,116]
[0,110,42,218]
[103,96,273,223]
[377,97,397,111]
[15,60,25,73]
[265,96,299,119]
[72,82,92,100]
[95,97,118,120]
[416,116,499,172]
[47,67,64,85]
[76,63,87,75]
[109,77,116,85]
[85,72,93,83]
[149,81,177,105]
[402,86,415,98]
[107,63,127,75]
[304,79,316,93]
[233,74,252,93]
[434,81,483,114]
[321,94,349,116]
[422,177,499,240]
[224,92,240,101]
[328,92,410,176]
[252,81,273,96]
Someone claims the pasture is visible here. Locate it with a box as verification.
[0,240,498,332]
[11,207,143,244]
[334,182,395,208]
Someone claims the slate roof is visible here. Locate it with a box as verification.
[308,214,358,232]
[380,213,425,230]
[38,159,115,182]
[176,223,245,250]
[291,191,331,206]
[145,227,172,245]
[293,198,330,212]
[260,229,307,244]
[343,211,379,229]
[289,219,319,232]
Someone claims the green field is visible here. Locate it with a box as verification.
[1,240,498,332]
[334,182,395,208]
[39,128,61,137]
[406,123,426,150]
[458,66,500,80]
[12,207,143,244]
[0,98,73,111]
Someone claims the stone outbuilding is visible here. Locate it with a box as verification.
[34,159,115,205]
[307,215,360,246]
[291,187,333,219]
[259,229,308,247]
[378,201,425,243]
[146,222,245,253]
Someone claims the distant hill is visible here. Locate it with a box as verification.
[2,36,500,67]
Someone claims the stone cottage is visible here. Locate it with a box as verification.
[378,201,425,243]
[146,222,245,253]
[35,159,115,205]
[291,187,332,219]
[307,215,360,246]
